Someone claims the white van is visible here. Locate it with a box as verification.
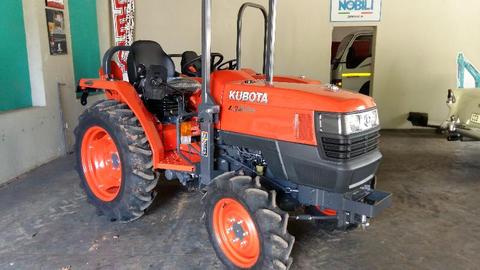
[331,31,373,95]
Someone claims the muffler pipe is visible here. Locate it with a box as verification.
[265,0,278,85]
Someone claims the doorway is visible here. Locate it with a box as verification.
[330,26,376,96]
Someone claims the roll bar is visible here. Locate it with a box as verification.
[201,0,277,98]
[102,46,131,79]
[236,3,268,74]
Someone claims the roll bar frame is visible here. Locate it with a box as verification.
[102,46,131,79]
[236,2,268,74]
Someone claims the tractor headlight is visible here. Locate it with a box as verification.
[318,108,380,135]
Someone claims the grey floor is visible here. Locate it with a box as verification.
[0,131,479,270]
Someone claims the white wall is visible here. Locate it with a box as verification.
[104,0,480,129]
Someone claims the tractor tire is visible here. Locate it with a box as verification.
[204,172,295,270]
[75,100,158,222]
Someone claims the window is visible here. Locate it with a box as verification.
[0,1,32,112]
[346,35,372,69]
[335,34,354,61]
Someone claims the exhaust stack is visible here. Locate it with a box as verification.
[265,0,278,85]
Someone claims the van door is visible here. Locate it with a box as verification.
[341,34,373,95]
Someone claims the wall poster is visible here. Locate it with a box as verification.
[46,9,67,55]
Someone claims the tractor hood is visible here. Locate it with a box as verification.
[223,80,376,113]
[212,71,378,145]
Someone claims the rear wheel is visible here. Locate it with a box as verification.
[204,173,294,269]
[75,100,158,222]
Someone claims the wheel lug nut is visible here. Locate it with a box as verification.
[232,237,239,243]
[240,240,247,246]
[243,232,248,237]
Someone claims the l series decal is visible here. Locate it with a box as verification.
[228,90,268,104]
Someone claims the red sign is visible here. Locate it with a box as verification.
[46,0,64,10]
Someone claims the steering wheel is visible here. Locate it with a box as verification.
[182,53,224,77]
[217,59,238,71]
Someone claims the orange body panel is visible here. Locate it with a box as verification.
[211,71,376,145]
[240,68,322,84]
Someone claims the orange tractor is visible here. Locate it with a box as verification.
[75,1,391,269]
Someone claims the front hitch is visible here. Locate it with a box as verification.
[297,185,392,228]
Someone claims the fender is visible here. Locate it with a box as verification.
[78,79,165,166]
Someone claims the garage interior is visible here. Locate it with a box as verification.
[1,0,479,269]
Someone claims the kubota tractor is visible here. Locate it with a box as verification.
[75,1,392,269]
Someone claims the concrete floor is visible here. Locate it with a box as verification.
[0,131,479,270]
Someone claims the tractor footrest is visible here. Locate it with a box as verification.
[156,150,200,172]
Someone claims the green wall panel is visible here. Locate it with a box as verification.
[0,0,32,112]
[69,0,101,82]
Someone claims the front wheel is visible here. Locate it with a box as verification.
[204,173,294,269]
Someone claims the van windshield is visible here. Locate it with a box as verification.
[335,34,354,60]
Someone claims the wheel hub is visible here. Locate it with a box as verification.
[232,222,246,241]
[81,126,122,202]
[213,198,260,268]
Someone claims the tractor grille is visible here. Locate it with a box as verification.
[321,130,380,160]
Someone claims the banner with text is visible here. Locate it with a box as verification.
[111,0,135,80]
[331,0,382,22]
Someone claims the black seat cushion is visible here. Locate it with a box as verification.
[127,40,175,84]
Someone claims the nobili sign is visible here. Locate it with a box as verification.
[331,0,382,22]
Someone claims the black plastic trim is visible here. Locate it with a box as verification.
[218,131,382,193]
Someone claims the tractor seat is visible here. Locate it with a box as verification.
[167,77,201,93]
[127,40,199,99]
[127,40,176,84]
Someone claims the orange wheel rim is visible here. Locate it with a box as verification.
[81,126,122,202]
[213,198,260,268]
